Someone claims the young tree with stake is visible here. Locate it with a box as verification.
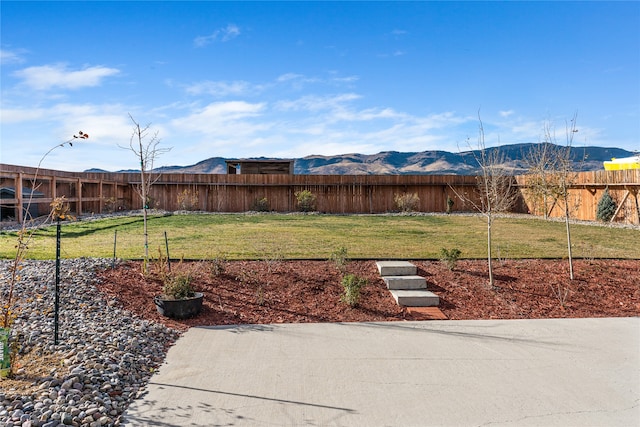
[451,116,519,288]
[122,115,171,272]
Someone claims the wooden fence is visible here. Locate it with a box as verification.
[1,164,638,224]
[0,166,128,223]
[516,169,639,224]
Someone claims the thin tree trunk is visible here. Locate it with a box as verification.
[564,196,574,280]
[487,214,494,287]
[138,126,149,272]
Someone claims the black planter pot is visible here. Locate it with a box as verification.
[154,292,204,319]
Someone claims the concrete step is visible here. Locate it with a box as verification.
[389,290,440,307]
[383,275,427,290]
[376,261,417,276]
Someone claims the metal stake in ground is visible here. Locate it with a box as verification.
[113,230,117,269]
[164,231,171,272]
[55,218,60,345]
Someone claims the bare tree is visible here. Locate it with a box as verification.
[523,114,582,280]
[122,115,171,271]
[524,141,557,219]
[451,116,519,287]
[543,115,581,280]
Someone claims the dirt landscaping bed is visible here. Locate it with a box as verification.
[96,258,640,331]
[2,257,637,399]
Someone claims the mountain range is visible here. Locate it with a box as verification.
[86,143,636,175]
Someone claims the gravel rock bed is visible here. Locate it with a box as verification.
[0,258,181,426]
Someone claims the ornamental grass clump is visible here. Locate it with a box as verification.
[394,192,420,212]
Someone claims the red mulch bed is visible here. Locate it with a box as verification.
[95,258,640,331]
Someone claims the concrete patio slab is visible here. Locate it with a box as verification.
[123,317,640,426]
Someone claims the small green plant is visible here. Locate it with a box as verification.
[446,195,454,214]
[330,246,349,273]
[340,274,367,307]
[209,254,227,277]
[596,188,617,222]
[162,271,195,300]
[295,190,317,212]
[394,192,420,212]
[251,197,270,212]
[439,247,462,271]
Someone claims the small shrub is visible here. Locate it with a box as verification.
[148,247,169,281]
[394,192,420,212]
[549,282,570,308]
[235,269,265,305]
[104,197,118,213]
[340,274,367,307]
[446,196,454,214]
[439,247,461,271]
[295,190,317,212]
[251,197,270,212]
[209,254,227,277]
[330,246,349,273]
[264,246,284,273]
[495,244,512,267]
[177,188,199,211]
[163,271,195,300]
[596,188,617,222]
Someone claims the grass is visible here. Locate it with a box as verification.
[0,213,637,260]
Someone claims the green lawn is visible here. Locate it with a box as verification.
[0,213,637,260]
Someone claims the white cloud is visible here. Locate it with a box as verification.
[276,72,358,89]
[329,106,404,123]
[170,101,266,135]
[13,64,120,91]
[510,120,544,139]
[0,48,27,65]
[277,73,304,82]
[0,107,48,123]
[331,75,359,84]
[276,93,361,112]
[180,73,358,100]
[499,110,515,118]
[276,73,321,90]
[194,24,240,47]
[185,80,262,97]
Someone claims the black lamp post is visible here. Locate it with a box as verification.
[54,217,61,345]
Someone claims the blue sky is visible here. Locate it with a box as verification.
[1,1,639,171]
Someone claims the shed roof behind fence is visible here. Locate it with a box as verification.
[0,187,45,198]
[225,159,295,174]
